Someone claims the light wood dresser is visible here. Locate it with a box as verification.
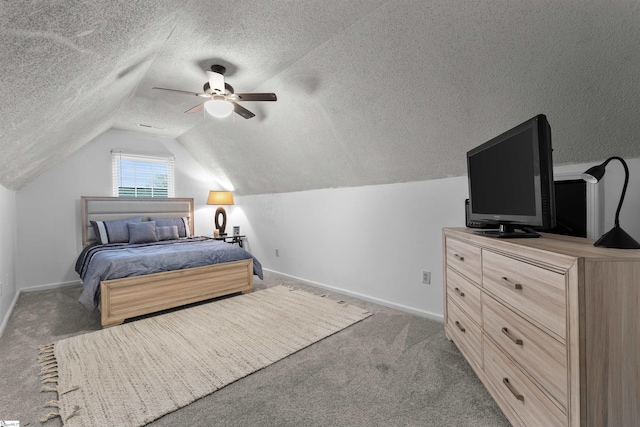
[442,227,640,427]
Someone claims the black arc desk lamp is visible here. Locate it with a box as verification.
[581,156,640,249]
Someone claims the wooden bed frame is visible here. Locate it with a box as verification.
[81,196,253,328]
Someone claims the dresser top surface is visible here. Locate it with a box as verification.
[444,227,640,262]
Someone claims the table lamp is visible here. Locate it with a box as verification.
[207,191,234,236]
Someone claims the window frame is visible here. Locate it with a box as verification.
[111,151,175,198]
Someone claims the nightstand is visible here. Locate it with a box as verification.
[213,234,245,248]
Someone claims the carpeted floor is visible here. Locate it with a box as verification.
[0,271,511,426]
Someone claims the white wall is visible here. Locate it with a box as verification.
[231,157,640,320]
[15,129,221,290]
[232,177,468,320]
[0,184,17,333]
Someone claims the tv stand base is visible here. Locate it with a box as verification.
[473,225,540,238]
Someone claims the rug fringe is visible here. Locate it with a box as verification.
[41,359,57,367]
[41,374,59,384]
[39,347,55,357]
[39,342,60,422]
[39,343,55,352]
[40,411,60,422]
[41,364,58,374]
[41,385,80,395]
[38,354,56,362]
[45,399,59,408]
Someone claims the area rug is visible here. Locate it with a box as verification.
[38,285,372,426]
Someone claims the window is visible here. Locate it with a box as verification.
[112,151,175,198]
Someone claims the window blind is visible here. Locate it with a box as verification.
[112,151,175,198]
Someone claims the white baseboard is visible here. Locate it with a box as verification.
[263,268,444,323]
[0,290,21,339]
[20,279,81,293]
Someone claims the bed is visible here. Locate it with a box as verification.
[78,196,262,328]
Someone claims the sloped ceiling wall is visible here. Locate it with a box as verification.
[2,1,640,194]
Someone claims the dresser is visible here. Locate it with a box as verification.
[443,227,640,427]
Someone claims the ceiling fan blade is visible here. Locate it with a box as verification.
[231,102,255,119]
[206,70,225,94]
[235,93,277,102]
[184,103,205,114]
[153,87,204,97]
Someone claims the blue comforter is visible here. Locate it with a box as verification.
[75,237,263,311]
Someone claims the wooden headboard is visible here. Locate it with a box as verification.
[81,196,195,246]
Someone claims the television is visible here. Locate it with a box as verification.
[466,114,555,238]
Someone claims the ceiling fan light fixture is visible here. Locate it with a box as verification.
[154,64,276,119]
[204,99,234,118]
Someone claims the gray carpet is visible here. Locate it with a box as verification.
[0,271,510,426]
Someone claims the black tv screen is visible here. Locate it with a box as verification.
[466,114,555,237]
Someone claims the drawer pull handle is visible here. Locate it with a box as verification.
[454,253,465,262]
[454,287,465,297]
[502,327,523,345]
[503,378,525,401]
[455,321,466,333]
[501,276,523,290]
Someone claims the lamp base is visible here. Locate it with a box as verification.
[594,225,640,249]
[215,207,227,235]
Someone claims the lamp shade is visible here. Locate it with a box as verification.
[581,164,606,184]
[207,191,234,205]
[204,99,234,118]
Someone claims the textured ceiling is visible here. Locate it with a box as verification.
[2,1,640,194]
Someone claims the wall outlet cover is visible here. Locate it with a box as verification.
[422,271,431,285]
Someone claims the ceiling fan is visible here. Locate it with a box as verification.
[153,65,277,119]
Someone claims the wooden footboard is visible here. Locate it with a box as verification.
[100,259,253,327]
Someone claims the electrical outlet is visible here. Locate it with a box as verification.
[275,249,279,257]
[422,271,431,285]
[0,280,3,297]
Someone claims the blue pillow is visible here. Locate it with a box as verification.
[148,217,191,237]
[128,221,158,244]
[90,217,142,244]
[157,225,180,241]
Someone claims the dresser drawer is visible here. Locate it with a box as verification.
[447,299,482,370]
[484,338,566,427]
[483,293,567,410]
[483,250,566,339]
[446,238,482,285]
[446,267,481,325]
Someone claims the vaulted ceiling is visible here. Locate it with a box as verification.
[2,1,639,194]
